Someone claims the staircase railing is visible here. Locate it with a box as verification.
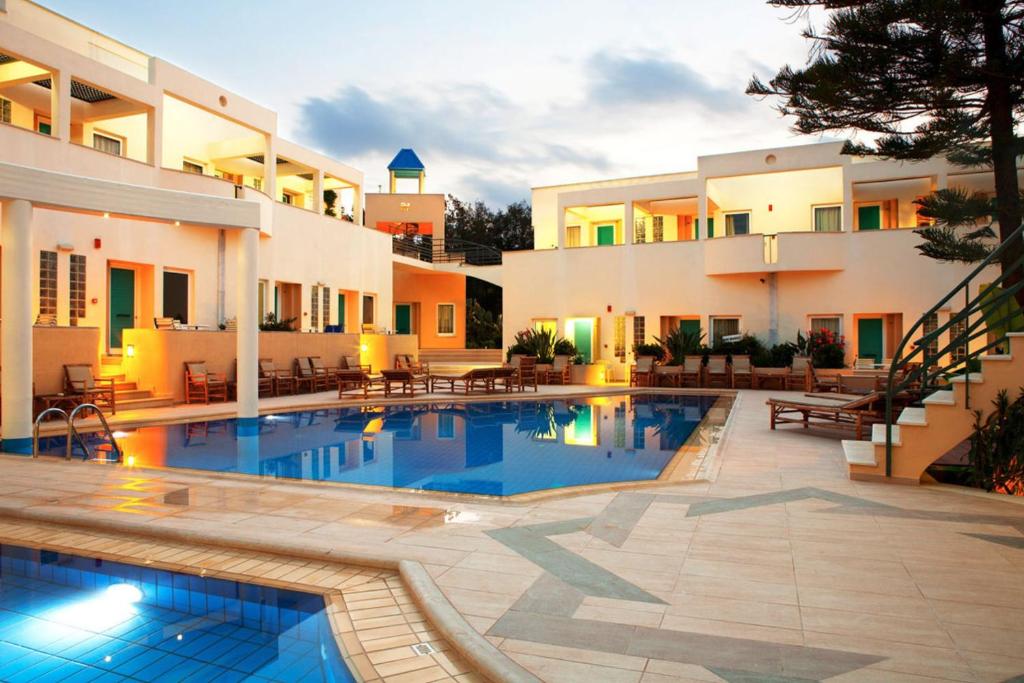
[390,234,502,266]
[883,222,1024,477]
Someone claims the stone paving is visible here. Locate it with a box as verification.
[2,388,1024,682]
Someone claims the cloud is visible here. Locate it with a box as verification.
[585,53,750,113]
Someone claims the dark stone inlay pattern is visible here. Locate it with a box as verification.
[964,532,1024,549]
[587,493,656,548]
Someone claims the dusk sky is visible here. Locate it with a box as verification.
[43,1,835,205]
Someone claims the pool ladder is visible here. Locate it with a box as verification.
[32,403,122,462]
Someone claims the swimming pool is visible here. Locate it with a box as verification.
[41,393,726,496]
[0,543,354,682]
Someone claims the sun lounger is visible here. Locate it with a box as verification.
[336,369,385,399]
[381,368,430,397]
[431,368,495,394]
[809,364,841,393]
[767,391,888,440]
[492,366,519,392]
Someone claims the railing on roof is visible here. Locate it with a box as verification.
[390,234,502,266]
[883,222,1024,477]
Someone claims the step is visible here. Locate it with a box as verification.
[842,440,877,467]
[116,395,174,410]
[871,423,901,446]
[981,354,1012,362]
[114,389,152,400]
[100,355,122,366]
[949,373,984,384]
[922,390,955,406]
[113,381,136,391]
[897,406,928,426]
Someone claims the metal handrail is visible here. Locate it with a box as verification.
[883,222,1024,476]
[390,233,502,266]
[33,408,72,459]
[68,403,122,462]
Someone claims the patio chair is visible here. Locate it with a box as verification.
[517,356,539,392]
[838,373,882,395]
[681,356,703,388]
[630,356,656,387]
[337,369,385,399]
[430,368,495,394]
[381,368,430,397]
[259,359,297,396]
[543,355,572,385]
[704,355,730,388]
[184,361,228,405]
[309,356,338,390]
[395,353,429,374]
[241,358,275,398]
[809,363,841,393]
[63,364,116,414]
[731,355,753,388]
[766,391,888,440]
[786,357,811,391]
[293,358,319,393]
[340,355,372,374]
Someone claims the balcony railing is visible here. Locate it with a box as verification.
[391,234,502,266]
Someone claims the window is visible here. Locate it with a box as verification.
[614,316,626,361]
[163,271,189,324]
[809,316,841,336]
[92,132,122,156]
[39,251,57,316]
[322,287,331,329]
[724,212,750,236]
[652,216,664,242]
[633,315,645,351]
[251,177,263,192]
[36,116,51,136]
[565,225,581,248]
[814,205,842,232]
[182,160,204,174]
[950,316,968,364]
[362,294,375,326]
[710,317,740,345]
[437,303,456,336]
[257,280,268,322]
[437,413,455,440]
[69,254,86,325]
[634,217,646,244]
[310,285,320,331]
[0,97,11,124]
[922,312,939,358]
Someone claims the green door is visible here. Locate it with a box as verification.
[109,267,135,350]
[596,224,615,246]
[680,319,701,338]
[395,304,411,334]
[858,205,881,230]
[338,293,346,332]
[695,218,714,238]
[857,318,883,363]
[572,319,593,363]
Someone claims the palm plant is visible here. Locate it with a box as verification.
[654,325,705,366]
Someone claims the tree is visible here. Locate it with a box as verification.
[323,189,338,218]
[444,195,533,251]
[747,0,1024,306]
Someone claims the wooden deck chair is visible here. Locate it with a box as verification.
[184,361,228,405]
[544,355,572,385]
[64,364,116,414]
[259,359,297,396]
[293,358,319,393]
[381,368,430,397]
[704,355,730,388]
[309,356,338,390]
[630,356,656,387]
[681,356,703,388]
[767,391,888,440]
[430,368,494,394]
[786,356,811,391]
[517,356,539,392]
[731,355,753,388]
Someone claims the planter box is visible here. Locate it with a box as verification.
[571,363,608,385]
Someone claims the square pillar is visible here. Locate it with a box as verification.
[697,187,708,239]
[842,174,854,232]
[52,70,71,142]
[263,134,276,202]
[312,170,324,214]
[2,200,35,452]
[235,228,260,426]
[147,102,163,167]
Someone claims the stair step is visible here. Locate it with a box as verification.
[897,407,928,426]
[113,381,137,391]
[115,389,151,400]
[923,390,955,406]
[100,356,122,366]
[871,423,901,446]
[982,354,1012,362]
[117,396,174,410]
[842,440,877,467]
[949,373,984,384]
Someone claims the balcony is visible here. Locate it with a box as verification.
[703,231,847,275]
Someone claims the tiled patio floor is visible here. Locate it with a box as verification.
[2,388,1023,682]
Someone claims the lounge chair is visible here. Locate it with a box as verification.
[431,368,494,394]
[704,355,730,388]
[838,373,881,395]
[259,359,297,396]
[381,368,430,397]
[184,361,228,405]
[395,353,429,374]
[731,355,753,388]
[809,363,841,393]
[337,369,385,398]
[681,356,703,388]
[630,356,656,387]
[294,358,319,393]
[244,359,274,398]
[309,356,338,390]
[767,391,888,440]
[543,355,572,385]
[64,364,116,414]
[493,366,519,392]
[517,356,539,392]
[340,355,371,374]
[786,357,811,390]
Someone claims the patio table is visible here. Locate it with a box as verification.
[752,367,789,390]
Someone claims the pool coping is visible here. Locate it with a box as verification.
[0,508,535,683]
[27,389,736,505]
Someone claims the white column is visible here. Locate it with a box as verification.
[352,184,363,225]
[52,70,71,142]
[263,134,276,202]
[842,172,854,232]
[2,200,34,452]
[697,185,708,239]
[312,170,324,214]
[236,227,259,424]
[147,101,163,167]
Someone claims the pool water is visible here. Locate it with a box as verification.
[41,393,722,496]
[0,544,354,682]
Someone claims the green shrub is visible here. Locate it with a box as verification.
[654,326,704,365]
[968,388,1024,496]
[553,338,577,357]
[259,313,297,331]
[752,342,798,368]
[633,342,666,363]
[806,328,846,368]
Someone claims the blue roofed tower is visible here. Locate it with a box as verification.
[388,148,426,194]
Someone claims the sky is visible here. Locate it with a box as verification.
[42,0,835,206]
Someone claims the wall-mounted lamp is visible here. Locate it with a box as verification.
[56,242,74,252]
[125,344,135,358]
[103,212,110,219]
[360,343,368,353]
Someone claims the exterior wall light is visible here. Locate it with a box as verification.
[125,344,135,358]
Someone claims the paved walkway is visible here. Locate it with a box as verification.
[2,389,1023,682]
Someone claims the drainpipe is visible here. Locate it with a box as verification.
[767,272,779,346]
[217,229,226,324]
